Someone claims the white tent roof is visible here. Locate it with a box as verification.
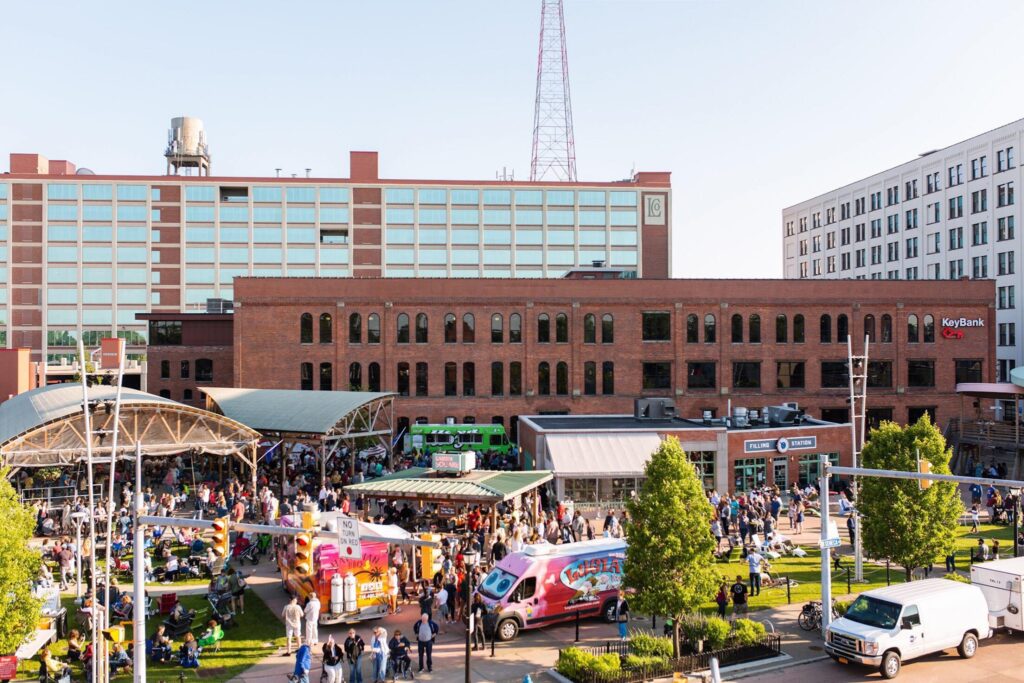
[545,432,664,477]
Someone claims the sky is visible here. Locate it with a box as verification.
[3,0,1024,278]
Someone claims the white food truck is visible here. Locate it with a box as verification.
[971,556,1024,632]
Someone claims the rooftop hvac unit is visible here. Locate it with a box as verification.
[767,405,801,426]
[634,398,676,421]
[732,406,749,428]
[748,409,760,424]
[783,402,799,410]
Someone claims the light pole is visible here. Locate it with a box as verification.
[132,441,146,682]
[464,548,480,683]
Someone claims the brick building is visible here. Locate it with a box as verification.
[137,311,233,405]
[134,276,998,439]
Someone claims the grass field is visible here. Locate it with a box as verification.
[14,591,284,682]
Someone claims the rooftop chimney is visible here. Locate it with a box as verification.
[350,151,379,182]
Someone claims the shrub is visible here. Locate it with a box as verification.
[944,572,970,584]
[729,618,767,646]
[835,600,851,616]
[629,630,673,658]
[704,616,731,650]
[556,647,596,678]
[678,613,709,644]
[591,653,622,675]
[623,654,669,670]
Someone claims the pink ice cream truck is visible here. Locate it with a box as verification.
[478,538,627,641]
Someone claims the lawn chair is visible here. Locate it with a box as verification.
[197,623,225,653]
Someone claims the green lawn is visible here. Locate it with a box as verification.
[14,591,284,682]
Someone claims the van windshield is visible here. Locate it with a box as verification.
[479,568,519,599]
[843,596,901,630]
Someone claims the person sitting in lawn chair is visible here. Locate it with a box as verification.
[39,646,72,683]
[179,632,201,668]
[198,620,225,652]
[147,625,174,663]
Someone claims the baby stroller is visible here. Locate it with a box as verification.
[232,535,260,565]
[207,590,237,628]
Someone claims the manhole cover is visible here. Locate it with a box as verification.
[807,645,823,652]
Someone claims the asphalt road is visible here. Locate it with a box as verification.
[738,631,1024,683]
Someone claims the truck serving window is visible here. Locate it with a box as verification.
[480,568,518,599]
[844,596,901,630]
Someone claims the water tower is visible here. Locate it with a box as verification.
[164,116,211,175]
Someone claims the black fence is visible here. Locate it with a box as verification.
[557,635,782,683]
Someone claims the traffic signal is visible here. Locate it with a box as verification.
[211,517,230,557]
[918,459,932,490]
[294,533,313,576]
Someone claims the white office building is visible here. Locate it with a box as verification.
[782,118,1023,381]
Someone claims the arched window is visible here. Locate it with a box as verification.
[509,313,522,343]
[556,361,569,395]
[415,313,428,343]
[320,313,333,344]
[837,314,849,342]
[319,363,333,391]
[820,314,832,343]
[602,361,615,395]
[923,314,935,343]
[491,362,504,396]
[776,314,788,343]
[509,362,522,395]
[537,314,550,343]
[463,361,475,396]
[300,362,313,390]
[397,362,410,396]
[583,361,597,395]
[731,314,743,343]
[196,358,213,382]
[704,314,716,343]
[444,362,457,396]
[444,313,457,343]
[793,314,805,343]
[396,313,410,343]
[556,313,569,343]
[348,362,361,390]
[583,314,596,344]
[538,362,551,395]
[863,314,876,342]
[462,313,475,343]
[907,314,919,343]
[491,314,503,343]
[367,313,381,344]
[347,313,360,344]
[158,389,171,399]
[686,314,699,343]
[749,314,761,343]
[368,362,381,391]
[300,313,313,344]
[601,314,614,344]
[881,314,893,343]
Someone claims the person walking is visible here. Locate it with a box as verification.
[344,628,365,683]
[414,613,438,673]
[730,575,748,616]
[715,582,729,619]
[746,548,764,597]
[470,593,487,650]
[293,644,312,683]
[304,593,321,647]
[613,590,630,641]
[282,596,304,655]
[970,504,981,534]
[370,626,389,683]
[322,635,345,683]
[387,566,400,615]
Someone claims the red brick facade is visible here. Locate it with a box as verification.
[138,314,233,408]
[226,277,995,440]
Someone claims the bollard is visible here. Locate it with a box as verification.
[710,656,722,683]
[652,613,656,631]
[575,609,580,642]
[885,559,890,586]
[846,566,851,594]
[786,577,791,604]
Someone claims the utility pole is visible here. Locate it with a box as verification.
[847,335,869,582]
[77,339,104,683]
[132,441,146,682]
[530,0,577,182]
[819,453,834,635]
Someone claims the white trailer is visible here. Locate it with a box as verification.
[970,556,1024,631]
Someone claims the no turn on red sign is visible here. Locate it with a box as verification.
[337,515,362,560]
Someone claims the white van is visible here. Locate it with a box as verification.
[825,579,992,679]
[971,556,1024,631]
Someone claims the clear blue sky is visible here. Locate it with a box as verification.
[4,0,1024,278]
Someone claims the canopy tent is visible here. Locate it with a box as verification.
[343,467,553,504]
[543,432,664,478]
[0,383,261,472]
[201,387,396,488]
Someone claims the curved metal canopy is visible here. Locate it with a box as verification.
[0,384,261,468]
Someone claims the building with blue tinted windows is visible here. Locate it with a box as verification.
[1,147,671,363]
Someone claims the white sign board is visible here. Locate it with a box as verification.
[337,515,362,560]
[818,537,842,549]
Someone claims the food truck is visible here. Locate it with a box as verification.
[478,538,627,641]
[277,513,430,625]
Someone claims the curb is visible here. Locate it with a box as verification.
[547,653,800,683]
[724,654,828,680]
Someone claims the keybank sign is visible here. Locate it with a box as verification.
[941,317,984,340]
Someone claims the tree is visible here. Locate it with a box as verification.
[859,415,962,581]
[625,436,719,657]
[0,468,42,654]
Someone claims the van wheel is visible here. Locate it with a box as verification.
[497,618,519,642]
[879,651,901,679]
[602,600,617,623]
[958,632,978,658]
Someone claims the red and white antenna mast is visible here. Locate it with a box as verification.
[530,0,577,182]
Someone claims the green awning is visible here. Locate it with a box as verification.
[344,468,552,503]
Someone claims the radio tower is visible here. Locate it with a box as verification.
[530,0,577,182]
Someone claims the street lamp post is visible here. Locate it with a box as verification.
[464,548,480,683]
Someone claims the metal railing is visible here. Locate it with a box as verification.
[20,484,104,506]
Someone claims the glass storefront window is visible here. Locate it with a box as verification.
[733,458,766,492]
[563,478,598,503]
[798,453,839,488]
[690,451,716,490]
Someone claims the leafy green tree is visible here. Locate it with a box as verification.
[625,436,719,657]
[0,467,42,654]
[859,415,962,581]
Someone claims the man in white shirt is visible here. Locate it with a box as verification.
[304,594,321,646]
[746,549,764,596]
[282,596,304,654]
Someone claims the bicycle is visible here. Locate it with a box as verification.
[797,600,838,631]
